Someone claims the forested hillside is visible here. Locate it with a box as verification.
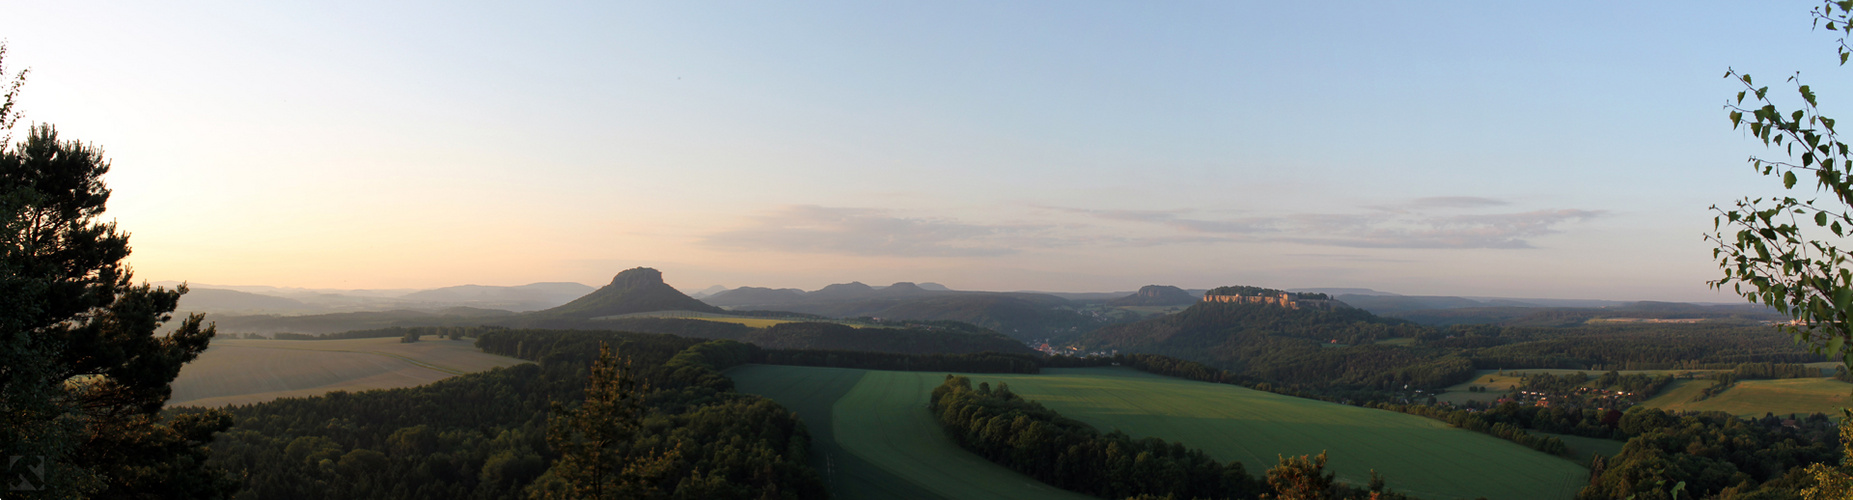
[1068,300,1827,394]
[201,331,824,499]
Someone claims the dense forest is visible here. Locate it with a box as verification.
[203,330,825,499]
[1581,409,1840,499]
[1067,301,1828,399]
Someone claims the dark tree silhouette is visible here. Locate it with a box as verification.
[0,44,230,498]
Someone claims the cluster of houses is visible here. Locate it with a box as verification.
[1498,387,1640,410]
[1031,341,1115,358]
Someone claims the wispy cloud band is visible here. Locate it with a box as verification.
[701,198,1603,257]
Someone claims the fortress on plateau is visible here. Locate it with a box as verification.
[1200,286,1338,310]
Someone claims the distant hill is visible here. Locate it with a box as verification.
[1290,287,1400,297]
[862,294,1098,339]
[1107,285,1197,306]
[177,288,315,314]
[1069,298,1450,387]
[1333,295,1489,315]
[702,280,1099,341]
[537,268,723,318]
[687,285,730,299]
[703,286,809,307]
[807,282,879,302]
[742,322,1033,355]
[872,282,936,299]
[724,291,1095,341]
[1362,299,1784,326]
[1332,293,1650,317]
[399,282,594,311]
[205,309,510,334]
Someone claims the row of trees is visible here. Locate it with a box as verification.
[1369,403,1570,456]
[928,375,1408,500]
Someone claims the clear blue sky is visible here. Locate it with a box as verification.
[0,1,1836,300]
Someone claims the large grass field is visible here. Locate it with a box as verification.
[730,365,1588,500]
[169,337,527,407]
[728,365,1089,500]
[1640,377,1853,417]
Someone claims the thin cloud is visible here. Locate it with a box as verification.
[1408,196,1509,209]
[709,201,1603,257]
[702,205,1031,257]
[1044,207,1276,234]
[1054,201,1604,250]
[1278,209,1605,249]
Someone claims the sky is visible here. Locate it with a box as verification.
[0,1,1840,301]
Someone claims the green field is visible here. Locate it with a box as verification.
[731,365,1588,500]
[169,337,527,407]
[1640,377,1853,417]
[728,365,1089,500]
[1437,370,1528,404]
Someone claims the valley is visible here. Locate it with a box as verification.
[151,271,1853,499]
[732,364,1589,500]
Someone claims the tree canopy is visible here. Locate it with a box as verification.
[1713,1,1853,369]
[0,44,229,498]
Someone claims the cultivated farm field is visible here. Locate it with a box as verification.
[731,365,1588,500]
[169,337,527,407]
[1438,368,1718,405]
[1640,378,1853,417]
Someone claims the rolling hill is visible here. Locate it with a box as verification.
[1106,285,1197,306]
[1068,295,1450,387]
[398,282,594,311]
[709,281,1102,341]
[176,287,316,314]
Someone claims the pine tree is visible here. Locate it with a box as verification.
[1264,451,1334,500]
[0,44,231,498]
[534,343,680,500]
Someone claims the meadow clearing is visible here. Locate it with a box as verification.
[169,337,527,407]
[730,365,1588,500]
[1640,378,1853,417]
